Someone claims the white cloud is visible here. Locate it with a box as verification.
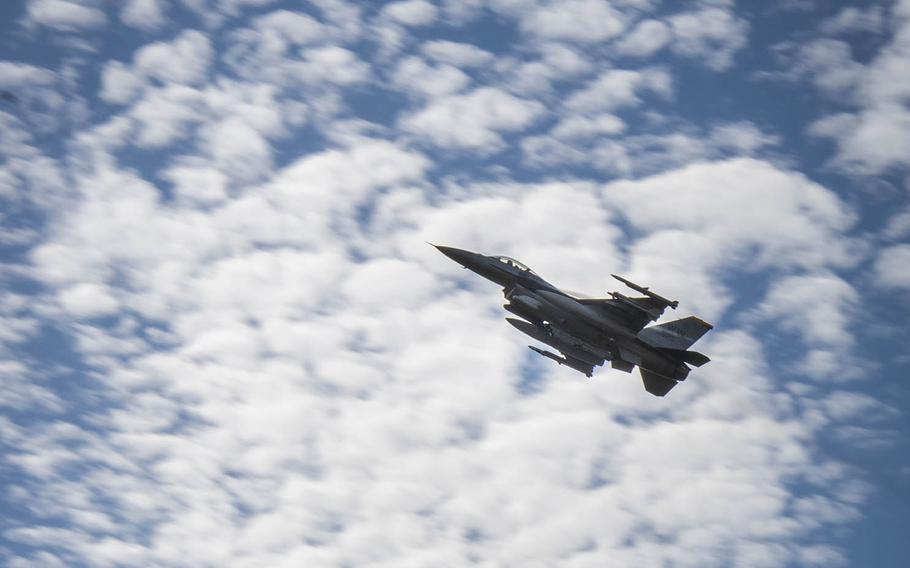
[524,120,773,176]
[201,81,286,138]
[99,30,213,105]
[221,9,335,88]
[220,0,279,16]
[187,249,349,328]
[612,0,659,7]
[0,62,57,89]
[0,169,17,199]
[26,0,108,32]
[501,43,593,94]
[200,117,273,183]
[390,57,471,99]
[601,159,858,319]
[615,19,671,57]
[521,0,627,43]
[176,0,280,26]
[521,135,626,174]
[251,9,327,45]
[789,38,865,97]
[751,274,862,381]
[668,8,749,70]
[756,274,858,348]
[120,0,168,30]
[422,40,494,68]
[603,159,855,266]
[130,85,204,147]
[820,6,885,36]
[162,165,229,206]
[810,104,910,174]
[884,207,910,240]
[267,140,430,217]
[565,68,671,114]
[59,282,120,318]
[102,70,288,168]
[135,30,213,85]
[309,0,363,37]
[297,46,371,85]
[99,62,144,104]
[873,244,910,289]
[341,258,437,309]
[383,0,438,27]
[0,293,40,347]
[625,131,712,171]
[709,121,778,154]
[28,139,429,302]
[796,6,910,173]
[437,0,484,24]
[822,391,892,422]
[551,114,626,139]
[402,87,544,150]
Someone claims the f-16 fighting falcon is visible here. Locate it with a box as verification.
[433,244,713,396]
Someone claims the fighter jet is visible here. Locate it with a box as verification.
[433,244,713,396]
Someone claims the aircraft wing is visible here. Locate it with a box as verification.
[574,274,679,333]
[575,296,671,333]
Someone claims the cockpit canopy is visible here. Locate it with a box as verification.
[495,256,537,275]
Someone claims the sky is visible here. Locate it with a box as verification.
[0,0,908,566]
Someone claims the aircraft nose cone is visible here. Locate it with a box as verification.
[431,244,476,266]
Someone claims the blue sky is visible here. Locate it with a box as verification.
[1,1,908,566]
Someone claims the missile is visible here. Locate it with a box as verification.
[611,274,678,309]
[505,318,602,365]
[528,346,593,377]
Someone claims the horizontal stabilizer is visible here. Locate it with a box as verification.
[640,369,678,397]
[638,316,713,350]
[660,348,711,367]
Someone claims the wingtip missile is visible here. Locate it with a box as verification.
[611,274,678,309]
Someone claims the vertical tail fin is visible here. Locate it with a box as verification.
[637,316,713,350]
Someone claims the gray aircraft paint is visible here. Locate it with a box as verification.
[433,244,713,397]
